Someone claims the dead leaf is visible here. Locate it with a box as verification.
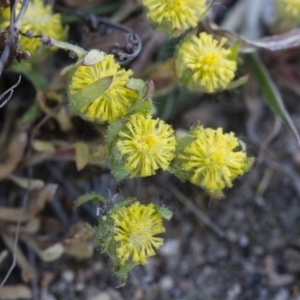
[0,250,8,264]
[63,222,95,259]
[7,175,45,190]
[0,285,32,300]
[0,132,27,181]
[24,238,65,262]
[0,184,58,222]
[1,234,36,282]
[38,243,65,262]
[55,107,73,131]
[75,142,89,171]
[205,20,300,52]
[33,140,56,153]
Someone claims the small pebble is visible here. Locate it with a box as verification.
[226,230,238,242]
[62,270,74,283]
[239,235,250,247]
[158,239,180,256]
[74,282,84,292]
[159,276,174,291]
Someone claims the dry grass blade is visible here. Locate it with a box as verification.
[23,238,65,262]
[0,132,27,181]
[0,184,58,222]
[0,285,32,300]
[247,53,300,147]
[205,20,300,52]
[1,234,36,282]
[258,116,282,158]
[7,175,45,190]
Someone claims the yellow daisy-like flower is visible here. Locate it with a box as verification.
[69,55,137,123]
[176,32,237,93]
[276,0,300,24]
[117,113,176,177]
[0,0,66,55]
[178,126,250,194]
[111,201,165,265]
[143,0,206,35]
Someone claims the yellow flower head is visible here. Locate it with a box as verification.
[176,32,237,93]
[111,201,165,265]
[276,0,300,24]
[178,126,251,194]
[117,113,176,177]
[0,0,66,55]
[69,54,137,123]
[143,0,206,35]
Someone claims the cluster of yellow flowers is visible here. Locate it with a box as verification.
[92,197,170,283]
[0,0,67,60]
[176,32,238,93]
[176,126,253,195]
[1,0,257,283]
[116,113,176,177]
[69,45,253,279]
[65,0,254,276]
[69,54,137,123]
[111,201,165,265]
[4,0,299,286]
[69,48,254,194]
[143,0,207,35]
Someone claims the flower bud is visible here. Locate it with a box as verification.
[68,52,138,123]
[175,32,243,93]
[107,113,177,180]
[0,0,67,62]
[170,125,254,196]
[93,197,170,284]
[142,0,207,36]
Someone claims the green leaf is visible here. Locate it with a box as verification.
[130,99,152,115]
[18,100,39,126]
[226,74,249,90]
[154,205,173,220]
[75,193,106,207]
[69,76,112,112]
[245,157,255,172]
[180,68,193,87]
[247,53,300,146]
[168,165,189,181]
[114,261,139,284]
[176,134,196,153]
[126,78,146,96]
[227,40,240,61]
[110,197,135,215]
[110,165,130,182]
[126,79,153,115]
[106,119,125,148]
